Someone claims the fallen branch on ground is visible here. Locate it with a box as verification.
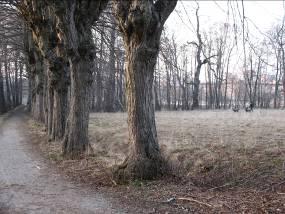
[177,197,213,208]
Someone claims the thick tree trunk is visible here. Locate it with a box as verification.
[47,0,108,157]
[25,28,46,122]
[31,88,45,122]
[63,53,93,157]
[113,0,177,180]
[52,88,68,140]
[62,26,94,157]
[119,40,163,179]
[49,57,69,141]
[31,57,45,123]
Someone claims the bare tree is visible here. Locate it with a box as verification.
[190,4,214,109]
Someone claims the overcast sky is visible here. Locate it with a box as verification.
[163,1,285,79]
[166,1,285,44]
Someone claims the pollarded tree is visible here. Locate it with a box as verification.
[113,0,177,180]
[24,29,46,123]
[49,0,109,158]
[17,0,70,140]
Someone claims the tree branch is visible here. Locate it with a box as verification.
[154,0,178,25]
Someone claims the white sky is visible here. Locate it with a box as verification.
[166,1,285,44]
[163,1,285,80]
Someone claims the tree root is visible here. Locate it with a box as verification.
[113,154,169,183]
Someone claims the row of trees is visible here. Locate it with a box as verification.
[0,0,178,180]
[1,1,284,180]
[2,2,285,116]
[0,4,24,113]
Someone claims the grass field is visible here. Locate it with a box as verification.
[89,109,285,187]
[30,109,285,212]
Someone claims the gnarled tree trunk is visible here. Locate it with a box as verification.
[52,0,108,158]
[50,57,69,141]
[62,27,94,156]
[31,54,45,122]
[113,0,177,180]
[19,0,69,140]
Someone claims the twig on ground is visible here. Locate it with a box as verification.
[110,178,117,186]
[208,182,232,191]
[177,197,213,208]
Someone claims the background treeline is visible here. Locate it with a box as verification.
[0,4,25,113]
[1,3,285,116]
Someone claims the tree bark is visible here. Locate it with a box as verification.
[63,48,93,156]
[19,0,69,139]
[32,56,45,122]
[50,57,69,141]
[113,0,177,180]
[53,0,108,158]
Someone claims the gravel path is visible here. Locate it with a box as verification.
[0,108,122,214]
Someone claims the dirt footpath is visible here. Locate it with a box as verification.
[0,108,123,214]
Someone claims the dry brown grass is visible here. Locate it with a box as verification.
[89,109,285,188]
[27,109,285,213]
